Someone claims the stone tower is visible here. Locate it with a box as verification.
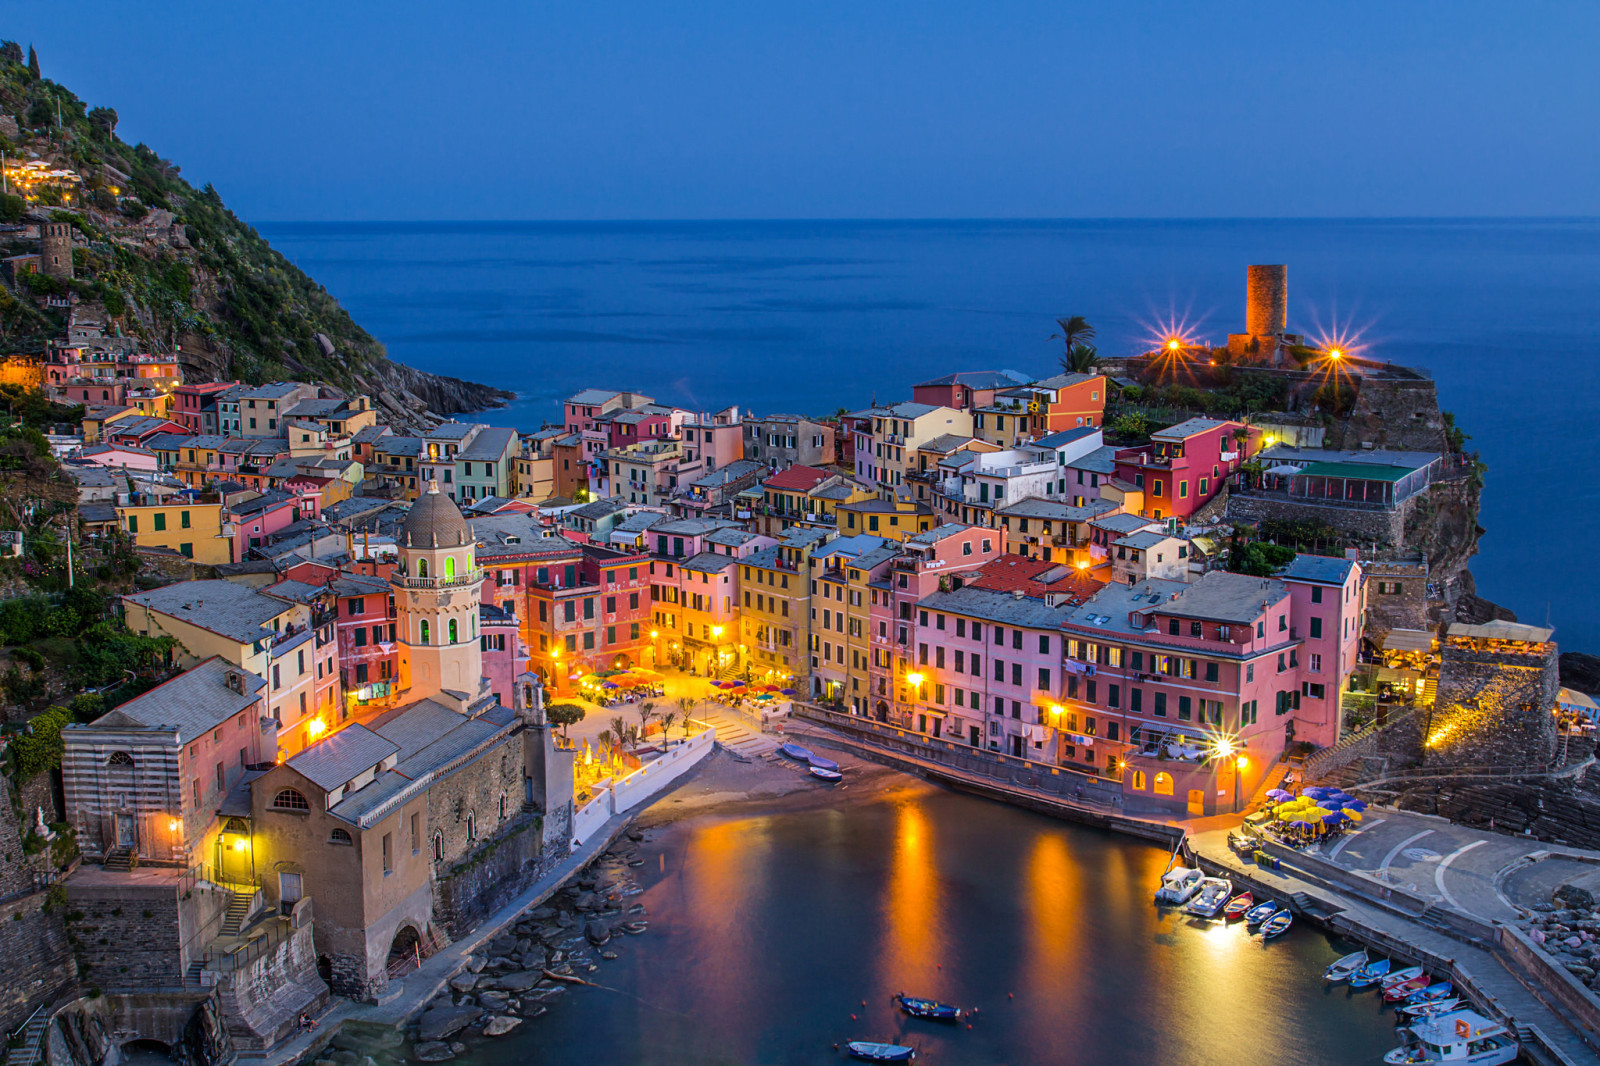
[1246,264,1287,338]
[393,480,485,707]
[40,221,73,279]
[1426,621,1559,769]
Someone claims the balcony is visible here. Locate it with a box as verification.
[392,569,486,590]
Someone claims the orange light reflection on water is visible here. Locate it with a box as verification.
[877,801,945,990]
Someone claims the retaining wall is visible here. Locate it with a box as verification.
[1499,924,1600,1050]
[572,729,717,847]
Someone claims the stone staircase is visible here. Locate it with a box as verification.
[219,891,255,936]
[697,710,780,761]
[102,846,133,872]
[6,1010,48,1066]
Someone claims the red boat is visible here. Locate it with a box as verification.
[1222,892,1255,920]
[1382,974,1432,1003]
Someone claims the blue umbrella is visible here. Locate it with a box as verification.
[1302,787,1331,798]
[1289,820,1312,829]
[781,688,797,695]
[1267,788,1293,801]
[1322,812,1347,825]
[1341,799,1368,812]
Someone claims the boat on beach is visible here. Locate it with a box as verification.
[808,754,841,771]
[1154,867,1203,904]
[1350,957,1394,989]
[810,766,843,781]
[1324,949,1368,982]
[1243,899,1280,926]
[1260,911,1293,939]
[1223,891,1254,920]
[1384,1009,1518,1064]
[1401,981,1454,1006]
[846,1041,917,1062]
[779,743,815,761]
[896,995,962,1021]
[1184,877,1233,917]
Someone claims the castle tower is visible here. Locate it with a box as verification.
[393,480,485,706]
[41,222,74,280]
[1246,264,1287,338]
[1426,620,1559,769]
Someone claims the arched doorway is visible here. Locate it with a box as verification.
[119,1039,173,1066]
[875,701,889,722]
[388,924,424,977]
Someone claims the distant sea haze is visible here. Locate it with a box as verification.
[261,218,1600,651]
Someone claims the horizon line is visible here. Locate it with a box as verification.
[249,214,1600,226]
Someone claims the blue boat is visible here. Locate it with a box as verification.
[1349,957,1393,989]
[778,743,815,761]
[896,995,962,1021]
[846,1041,916,1062]
[1402,981,1454,1006]
[1260,911,1293,939]
[810,766,843,782]
[808,754,841,771]
[1243,900,1279,926]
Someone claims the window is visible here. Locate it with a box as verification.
[154,512,166,532]
[449,619,459,643]
[419,620,430,644]
[1154,772,1174,796]
[1154,692,1167,717]
[1204,662,1218,682]
[1309,652,1322,672]
[382,832,393,873]
[1310,617,1323,638]
[180,510,191,529]
[1132,770,1147,791]
[466,811,477,841]
[273,789,309,811]
[433,832,444,861]
[330,827,353,845]
[1311,586,1324,604]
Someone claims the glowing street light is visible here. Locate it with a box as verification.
[711,625,724,639]
[905,672,924,688]
[1327,348,1343,360]
[1166,337,1184,351]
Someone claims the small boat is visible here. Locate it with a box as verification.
[1154,866,1203,904]
[1222,891,1254,920]
[1399,997,1461,1018]
[896,995,962,1021]
[1383,974,1433,1003]
[1349,957,1393,989]
[1260,911,1293,939]
[846,1041,917,1062]
[1324,949,1368,982]
[779,743,815,761]
[1401,981,1454,1006]
[1243,900,1280,926]
[1184,877,1233,918]
[1384,1009,1518,1064]
[1381,965,1426,991]
[808,754,841,771]
[810,766,843,782]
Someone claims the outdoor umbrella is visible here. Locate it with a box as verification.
[1301,787,1330,799]
[1266,789,1293,801]
[781,688,797,695]
[1289,820,1312,829]
[754,692,773,701]
[1342,798,1368,812]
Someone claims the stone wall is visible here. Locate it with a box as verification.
[1226,491,1410,547]
[1428,637,1559,768]
[1324,375,1447,453]
[0,889,76,1035]
[432,813,545,937]
[1363,555,1432,632]
[214,905,328,1050]
[0,776,37,900]
[62,880,200,990]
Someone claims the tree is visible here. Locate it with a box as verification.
[9,705,71,781]
[661,711,678,747]
[636,700,657,744]
[26,45,39,80]
[0,42,22,65]
[87,107,118,136]
[1050,315,1096,372]
[547,702,586,737]
[1064,343,1099,374]
[609,715,629,753]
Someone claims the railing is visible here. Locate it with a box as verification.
[392,569,485,589]
[1302,705,1416,780]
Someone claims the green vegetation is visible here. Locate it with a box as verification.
[1050,315,1098,375]
[0,41,400,391]
[546,702,586,736]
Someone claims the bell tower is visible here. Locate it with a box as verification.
[393,480,484,705]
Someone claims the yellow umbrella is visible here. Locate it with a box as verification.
[1345,809,1363,822]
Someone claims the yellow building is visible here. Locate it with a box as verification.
[739,549,805,681]
[82,405,137,444]
[836,496,938,541]
[514,454,555,501]
[116,499,233,564]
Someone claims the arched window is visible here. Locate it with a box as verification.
[433,831,444,861]
[1132,770,1147,791]
[417,559,428,578]
[329,828,353,845]
[1154,772,1174,797]
[448,619,458,644]
[419,620,430,644]
[107,751,135,766]
[445,556,456,580]
[273,789,310,811]
[466,811,476,841]
[498,793,507,820]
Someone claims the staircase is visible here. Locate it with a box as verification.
[184,959,206,985]
[102,847,133,872]
[6,1010,48,1066]
[697,710,780,760]
[219,891,254,936]
[1418,677,1438,708]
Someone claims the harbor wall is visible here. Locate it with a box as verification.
[573,729,716,847]
[1499,925,1600,1049]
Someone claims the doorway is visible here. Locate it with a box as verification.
[114,812,135,847]
[1186,789,1206,816]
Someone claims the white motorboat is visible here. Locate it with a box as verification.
[1154,866,1203,904]
[1183,877,1233,917]
[1383,1009,1518,1065]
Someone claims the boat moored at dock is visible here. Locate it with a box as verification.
[1383,1009,1518,1064]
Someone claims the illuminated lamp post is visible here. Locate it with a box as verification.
[905,671,924,727]
[1214,735,1246,813]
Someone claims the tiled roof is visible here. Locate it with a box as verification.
[85,656,265,741]
[1152,417,1238,441]
[763,465,830,492]
[1280,554,1357,585]
[1031,426,1101,450]
[1161,570,1288,624]
[566,388,624,406]
[914,370,1030,390]
[123,580,290,643]
[287,725,398,790]
[457,426,517,460]
[919,585,1073,629]
[1090,512,1159,534]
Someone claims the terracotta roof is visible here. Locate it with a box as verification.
[763,465,831,492]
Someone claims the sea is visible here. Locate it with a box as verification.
[260,218,1600,651]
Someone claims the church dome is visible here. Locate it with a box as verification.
[400,480,471,548]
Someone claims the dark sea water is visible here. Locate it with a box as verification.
[259,219,1600,650]
[466,784,1401,1066]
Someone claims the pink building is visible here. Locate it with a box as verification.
[229,488,322,558]
[1113,417,1259,521]
[479,602,526,709]
[1280,554,1366,750]
[677,407,745,481]
[74,442,161,471]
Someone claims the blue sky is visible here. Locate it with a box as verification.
[8,1,1599,220]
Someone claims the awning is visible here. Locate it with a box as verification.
[1265,463,1301,476]
[1382,629,1436,653]
[1558,688,1600,718]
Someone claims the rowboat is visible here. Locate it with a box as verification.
[1383,974,1433,1002]
[896,995,962,1021]
[1399,997,1461,1018]
[846,1041,917,1062]
[1381,966,1426,991]
[1402,981,1455,1005]
[1384,1009,1518,1064]
[1324,949,1368,982]
[1243,900,1280,926]
[1222,891,1254,920]
[1349,957,1393,989]
[1260,911,1293,939]
[810,766,843,782]
[1185,877,1233,918]
[778,743,815,761]
[1154,867,1203,904]
[808,754,841,771]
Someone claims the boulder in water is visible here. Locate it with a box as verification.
[483,1016,522,1037]
[418,1005,481,1043]
[413,1043,455,1063]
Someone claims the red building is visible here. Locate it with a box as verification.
[173,381,237,435]
[1113,417,1258,521]
[912,370,1031,411]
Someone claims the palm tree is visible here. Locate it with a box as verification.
[1050,316,1096,372]
[661,711,678,747]
[636,701,657,745]
[1065,343,1099,374]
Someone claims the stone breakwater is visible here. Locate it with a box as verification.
[1520,884,1600,992]
[363,829,655,1064]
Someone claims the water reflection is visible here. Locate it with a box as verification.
[879,800,945,990]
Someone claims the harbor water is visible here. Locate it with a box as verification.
[468,782,1404,1066]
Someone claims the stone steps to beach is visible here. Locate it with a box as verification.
[698,711,779,760]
